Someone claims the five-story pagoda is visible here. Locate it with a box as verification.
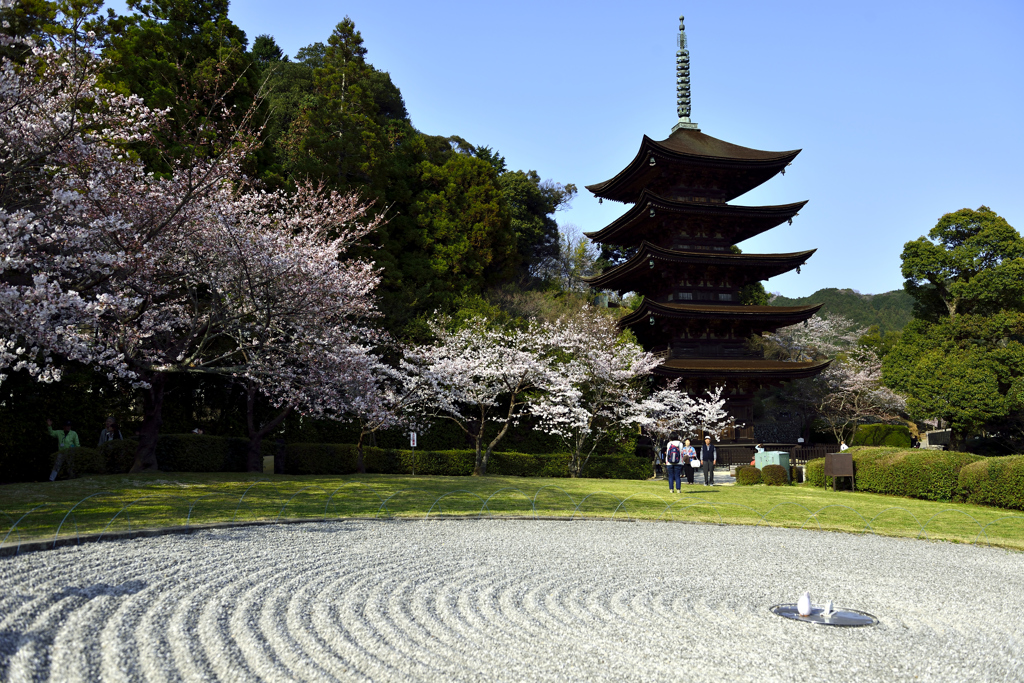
[584,15,828,441]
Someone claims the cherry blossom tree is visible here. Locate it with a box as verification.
[530,312,661,477]
[0,27,385,471]
[335,349,429,473]
[762,314,907,442]
[811,352,907,444]
[407,317,557,476]
[632,381,733,454]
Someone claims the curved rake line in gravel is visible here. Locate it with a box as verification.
[1,503,62,555]
[480,487,533,517]
[868,507,926,539]
[325,482,384,517]
[276,486,329,522]
[531,485,577,516]
[232,480,268,523]
[53,491,117,548]
[97,494,191,541]
[570,491,622,521]
[187,493,240,528]
[979,514,1024,546]
[799,504,871,534]
[921,508,985,544]
[0,512,19,551]
[426,490,488,519]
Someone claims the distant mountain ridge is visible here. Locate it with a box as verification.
[769,288,914,333]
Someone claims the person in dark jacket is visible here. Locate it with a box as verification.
[98,416,122,446]
[700,436,717,486]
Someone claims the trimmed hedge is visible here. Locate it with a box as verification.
[99,439,139,473]
[735,466,761,486]
[806,447,983,502]
[48,447,106,477]
[762,464,789,486]
[155,433,250,473]
[806,458,826,487]
[957,455,1024,511]
[283,443,649,479]
[851,424,911,448]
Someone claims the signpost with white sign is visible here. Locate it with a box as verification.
[410,432,417,475]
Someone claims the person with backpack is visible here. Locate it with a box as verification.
[664,433,685,492]
[652,445,666,479]
[681,438,697,484]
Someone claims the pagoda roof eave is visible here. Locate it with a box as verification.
[652,358,832,380]
[583,190,808,244]
[586,130,801,203]
[584,242,816,290]
[619,300,823,328]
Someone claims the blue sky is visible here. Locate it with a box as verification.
[117,0,1024,297]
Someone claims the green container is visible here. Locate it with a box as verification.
[755,451,790,480]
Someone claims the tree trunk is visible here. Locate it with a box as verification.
[130,372,166,473]
[471,411,487,476]
[482,398,518,477]
[356,428,366,474]
[473,436,486,476]
[245,381,292,472]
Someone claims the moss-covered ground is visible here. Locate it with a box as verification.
[3,472,1023,551]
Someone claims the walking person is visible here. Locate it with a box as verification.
[652,444,665,479]
[700,436,717,486]
[665,434,685,493]
[681,438,697,484]
[98,416,122,447]
[46,419,80,481]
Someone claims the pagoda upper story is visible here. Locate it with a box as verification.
[582,14,828,399]
[585,129,801,204]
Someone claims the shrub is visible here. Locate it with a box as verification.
[852,448,980,501]
[957,455,1024,511]
[49,447,106,477]
[806,447,982,502]
[99,439,138,473]
[851,424,911,448]
[156,434,249,473]
[761,464,789,486]
[285,443,359,475]
[735,466,761,486]
[282,443,648,479]
[806,458,825,487]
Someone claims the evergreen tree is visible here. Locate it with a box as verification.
[883,206,1024,448]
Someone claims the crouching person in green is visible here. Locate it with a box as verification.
[47,419,80,481]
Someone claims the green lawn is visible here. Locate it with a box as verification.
[3,472,1024,551]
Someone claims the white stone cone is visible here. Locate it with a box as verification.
[797,591,812,616]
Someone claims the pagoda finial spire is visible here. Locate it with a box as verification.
[672,14,699,133]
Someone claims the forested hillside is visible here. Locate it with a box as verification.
[770,288,914,333]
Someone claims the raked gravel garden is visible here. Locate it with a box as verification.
[1,519,1023,682]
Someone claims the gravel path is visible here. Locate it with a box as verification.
[1,519,1022,682]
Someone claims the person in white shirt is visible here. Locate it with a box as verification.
[839,441,849,451]
[681,438,697,484]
